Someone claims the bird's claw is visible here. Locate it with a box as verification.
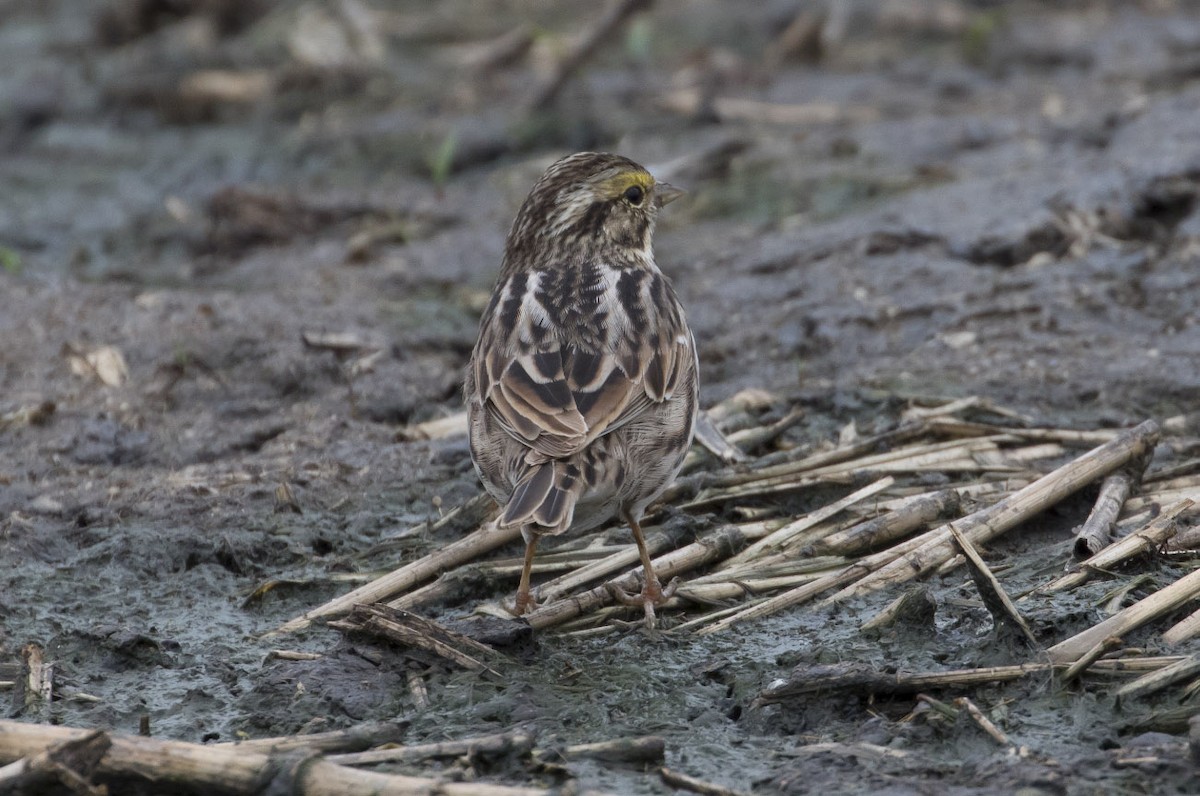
[607,575,679,628]
[506,588,542,617]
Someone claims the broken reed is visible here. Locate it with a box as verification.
[274,402,1199,652]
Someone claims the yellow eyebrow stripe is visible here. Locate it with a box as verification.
[597,170,654,197]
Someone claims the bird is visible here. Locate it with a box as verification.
[465,152,698,626]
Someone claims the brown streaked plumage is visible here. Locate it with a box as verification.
[465,152,698,625]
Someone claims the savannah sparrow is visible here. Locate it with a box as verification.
[466,152,698,625]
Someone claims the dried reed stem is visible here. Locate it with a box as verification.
[720,476,894,567]
[1074,450,1151,558]
[0,720,560,796]
[1037,499,1193,593]
[272,514,513,636]
[1047,566,1200,664]
[826,420,1160,603]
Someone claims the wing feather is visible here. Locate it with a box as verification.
[471,266,693,461]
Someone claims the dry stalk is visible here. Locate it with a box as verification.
[950,525,1037,645]
[719,476,894,567]
[217,722,406,753]
[666,422,926,500]
[756,655,1180,705]
[328,730,535,767]
[395,410,467,441]
[697,520,953,635]
[1162,605,1200,645]
[808,488,961,556]
[534,521,701,603]
[860,587,936,633]
[1047,566,1200,664]
[328,605,507,677]
[0,720,567,796]
[674,573,826,604]
[688,412,749,468]
[925,418,1119,446]
[272,511,511,636]
[554,736,665,764]
[683,436,1012,509]
[825,420,1161,603]
[1036,499,1193,593]
[954,697,1012,747]
[0,729,109,795]
[523,523,755,630]
[1115,654,1200,701]
[1061,636,1124,682]
[659,767,752,796]
[1074,450,1152,558]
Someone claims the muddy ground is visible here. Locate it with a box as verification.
[3,1,1200,793]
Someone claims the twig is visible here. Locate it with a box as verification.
[807,487,961,556]
[720,476,894,567]
[329,730,535,766]
[526,0,653,111]
[0,720,562,796]
[1036,499,1192,593]
[659,767,752,796]
[405,667,431,709]
[1162,605,1200,645]
[534,521,702,603]
[1074,450,1151,558]
[329,605,507,677]
[696,520,952,635]
[1061,636,1124,682]
[954,697,1012,747]
[689,411,749,467]
[556,736,665,763]
[825,420,1161,603]
[0,730,109,795]
[1115,654,1200,701]
[950,525,1037,646]
[1047,566,1200,664]
[755,656,1177,705]
[523,522,756,630]
[217,722,406,753]
[271,508,508,636]
[860,587,936,633]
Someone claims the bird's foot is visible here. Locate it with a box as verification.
[506,588,542,617]
[607,575,679,628]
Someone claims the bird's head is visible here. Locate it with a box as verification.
[504,152,683,270]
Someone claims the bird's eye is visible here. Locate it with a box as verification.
[624,185,644,205]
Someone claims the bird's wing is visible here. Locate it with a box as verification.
[471,265,692,461]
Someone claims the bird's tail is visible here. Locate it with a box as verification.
[500,461,583,535]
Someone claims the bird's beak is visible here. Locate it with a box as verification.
[654,182,685,208]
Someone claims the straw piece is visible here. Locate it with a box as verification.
[0,720,561,796]
[1037,499,1193,593]
[825,420,1161,603]
[329,605,508,678]
[1115,654,1200,701]
[271,510,512,636]
[523,523,755,630]
[1047,566,1200,664]
[809,488,960,556]
[719,476,894,567]
[1162,606,1200,646]
[950,525,1036,646]
[328,730,535,766]
[1074,450,1152,559]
